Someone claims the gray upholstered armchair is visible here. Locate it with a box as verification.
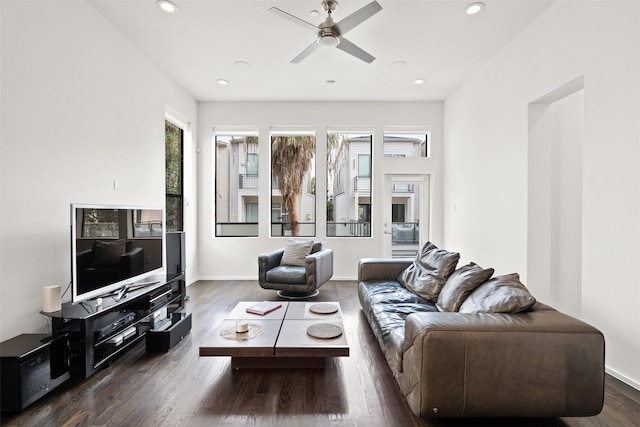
[258,241,333,298]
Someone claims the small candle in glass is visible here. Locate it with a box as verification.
[236,320,249,333]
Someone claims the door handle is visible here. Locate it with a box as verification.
[384,231,392,235]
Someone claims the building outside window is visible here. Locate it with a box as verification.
[215,133,259,237]
[327,132,372,237]
[383,133,429,158]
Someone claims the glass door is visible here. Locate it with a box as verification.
[383,174,430,258]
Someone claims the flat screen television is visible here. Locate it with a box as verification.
[70,203,165,303]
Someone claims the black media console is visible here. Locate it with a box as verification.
[46,273,190,378]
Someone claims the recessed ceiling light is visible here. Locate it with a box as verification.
[157,0,178,14]
[465,2,485,15]
[310,10,320,18]
[414,78,426,85]
[217,79,229,85]
[234,61,252,69]
[391,61,407,69]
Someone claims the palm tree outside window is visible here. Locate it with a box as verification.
[271,134,316,237]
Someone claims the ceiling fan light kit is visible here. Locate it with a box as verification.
[270,0,382,64]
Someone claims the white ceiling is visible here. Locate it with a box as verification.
[88,0,554,102]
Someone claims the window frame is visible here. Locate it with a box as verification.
[270,131,316,238]
[214,131,260,238]
[326,131,372,238]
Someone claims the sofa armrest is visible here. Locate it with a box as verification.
[76,248,94,269]
[358,257,413,282]
[305,249,333,288]
[258,249,285,284]
[120,247,144,276]
[400,308,605,418]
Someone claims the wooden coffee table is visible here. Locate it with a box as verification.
[199,301,349,369]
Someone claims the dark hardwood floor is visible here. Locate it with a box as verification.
[2,280,639,427]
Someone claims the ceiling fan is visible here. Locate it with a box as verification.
[269,1,383,64]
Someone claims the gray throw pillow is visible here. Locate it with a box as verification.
[280,239,313,266]
[398,242,460,301]
[458,273,537,314]
[436,262,495,312]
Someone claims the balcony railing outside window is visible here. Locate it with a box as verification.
[271,222,316,237]
[327,220,370,237]
[216,222,259,237]
[353,176,371,192]
[392,222,419,244]
[391,183,414,193]
[239,174,258,189]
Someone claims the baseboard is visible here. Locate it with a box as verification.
[606,366,640,391]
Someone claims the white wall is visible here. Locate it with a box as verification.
[0,0,198,342]
[443,1,639,388]
[198,102,443,280]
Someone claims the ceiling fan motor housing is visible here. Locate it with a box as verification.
[318,17,340,46]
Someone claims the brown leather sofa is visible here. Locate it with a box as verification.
[358,257,605,419]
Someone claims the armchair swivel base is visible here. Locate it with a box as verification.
[276,289,320,299]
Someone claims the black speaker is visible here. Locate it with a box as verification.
[166,231,186,278]
[0,334,70,411]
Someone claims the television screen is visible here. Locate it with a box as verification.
[71,204,165,303]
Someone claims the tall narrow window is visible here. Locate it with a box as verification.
[215,133,259,237]
[165,120,183,232]
[271,133,316,237]
[327,132,372,237]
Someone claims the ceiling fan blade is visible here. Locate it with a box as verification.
[269,7,318,32]
[335,36,375,63]
[291,41,321,63]
[334,1,382,35]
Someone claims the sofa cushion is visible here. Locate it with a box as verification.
[266,265,307,284]
[280,239,313,266]
[459,273,536,313]
[436,262,494,312]
[398,242,460,301]
[359,280,437,375]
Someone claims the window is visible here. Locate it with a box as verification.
[245,202,258,223]
[132,209,163,237]
[215,133,259,237]
[247,153,258,176]
[271,133,316,237]
[383,133,430,158]
[80,209,119,238]
[358,154,371,177]
[165,120,183,232]
[358,204,371,222]
[392,204,406,222]
[327,132,372,237]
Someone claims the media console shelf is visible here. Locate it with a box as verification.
[46,273,188,378]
